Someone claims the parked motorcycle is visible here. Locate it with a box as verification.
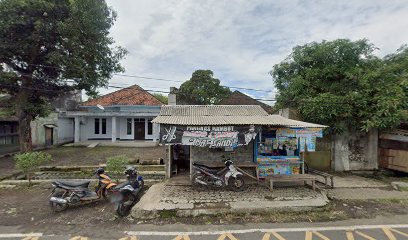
[192,160,246,191]
[49,168,117,212]
[111,166,144,217]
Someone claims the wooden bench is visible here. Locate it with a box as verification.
[308,168,334,188]
[265,174,317,191]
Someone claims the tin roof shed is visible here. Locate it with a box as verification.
[152,105,327,128]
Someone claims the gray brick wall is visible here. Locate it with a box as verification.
[191,143,254,165]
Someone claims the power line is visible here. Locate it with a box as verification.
[15,63,277,93]
[2,73,352,104]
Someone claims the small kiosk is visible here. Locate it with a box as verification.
[256,127,324,178]
[152,105,327,188]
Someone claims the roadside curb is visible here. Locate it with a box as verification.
[0,178,161,186]
[131,183,330,219]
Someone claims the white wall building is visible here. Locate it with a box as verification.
[60,85,162,142]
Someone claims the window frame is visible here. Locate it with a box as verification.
[147,118,153,135]
[94,118,100,134]
[126,118,132,135]
[101,118,107,134]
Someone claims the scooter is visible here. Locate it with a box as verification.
[111,166,144,217]
[192,160,246,191]
[49,168,117,212]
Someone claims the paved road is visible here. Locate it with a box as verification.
[2,224,408,240]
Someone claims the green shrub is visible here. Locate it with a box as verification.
[15,151,52,185]
[106,155,129,180]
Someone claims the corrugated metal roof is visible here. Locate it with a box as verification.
[158,105,268,116]
[152,105,327,127]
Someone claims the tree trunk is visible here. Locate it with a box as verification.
[18,112,33,152]
[16,90,33,152]
[27,172,32,186]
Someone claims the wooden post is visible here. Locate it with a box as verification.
[166,145,172,178]
[190,145,193,182]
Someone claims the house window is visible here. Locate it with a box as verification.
[126,118,132,135]
[147,119,153,135]
[134,118,144,122]
[101,118,106,134]
[94,118,107,135]
[94,119,100,134]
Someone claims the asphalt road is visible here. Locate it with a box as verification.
[2,224,408,240]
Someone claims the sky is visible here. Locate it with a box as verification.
[100,0,408,105]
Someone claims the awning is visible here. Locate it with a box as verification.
[153,115,327,128]
[152,105,327,128]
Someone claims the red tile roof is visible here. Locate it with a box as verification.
[81,85,162,106]
[219,91,274,114]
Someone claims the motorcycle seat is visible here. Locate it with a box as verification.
[113,181,130,189]
[193,163,219,173]
[55,180,90,188]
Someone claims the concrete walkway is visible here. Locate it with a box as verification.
[132,182,329,218]
[63,140,158,148]
[327,187,408,200]
[331,175,389,188]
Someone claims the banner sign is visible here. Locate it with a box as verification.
[160,125,258,148]
[277,128,323,138]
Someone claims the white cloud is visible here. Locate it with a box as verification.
[99,0,408,101]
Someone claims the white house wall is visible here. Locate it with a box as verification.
[119,117,133,140]
[30,112,58,147]
[58,117,74,143]
[80,117,113,140]
[78,116,159,141]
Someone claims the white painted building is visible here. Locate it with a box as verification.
[60,85,162,142]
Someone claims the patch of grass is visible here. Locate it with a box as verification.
[399,186,408,191]
[159,210,177,218]
[373,198,408,204]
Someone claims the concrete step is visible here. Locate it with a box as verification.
[30,170,165,180]
[0,178,161,187]
[39,164,165,172]
[136,165,165,171]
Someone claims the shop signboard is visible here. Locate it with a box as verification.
[295,128,323,137]
[160,124,258,148]
[277,127,323,138]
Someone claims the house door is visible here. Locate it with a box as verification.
[45,127,53,146]
[134,121,145,140]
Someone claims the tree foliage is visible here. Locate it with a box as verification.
[178,70,231,105]
[152,93,168,104]
[106,155,129,181]
[15,151,52,185]
[0,0,126,151]
[271,39,408,133]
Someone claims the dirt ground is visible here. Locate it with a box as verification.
[0,146,166,179]
[1,183,408,229]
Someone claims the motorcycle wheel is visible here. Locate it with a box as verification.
[191,173,207,188]
[116,194,136,217]
[103,189,114,202]
[138,179,144,189]
[228,175,246,192]
[49,191,69,212]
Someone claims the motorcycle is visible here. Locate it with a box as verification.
[192,160,246,191]
[111,166,144,217]
[49,168,117,212]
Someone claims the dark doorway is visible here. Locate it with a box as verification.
[45,127,54,146]
[171,145,190,176]
[134,122,145,140]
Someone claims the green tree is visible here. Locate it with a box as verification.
[178,70,231,105]
[15,151,52,185]
[0,0,126,152]
[271,39,407,133]
[106,155,129,181]
[152,93,168,104]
